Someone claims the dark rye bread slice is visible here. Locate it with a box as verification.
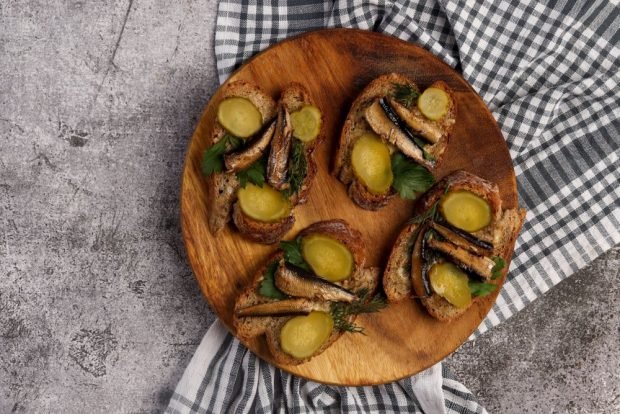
[233,83,323,243]
[334,73,457,210]
[207,80,277,233]
[383,171,525,321]
[233,220,380,365]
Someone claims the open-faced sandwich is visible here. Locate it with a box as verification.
[233,220,385,365]
[334,73,457,210]
[202,80,323,243]
[384,170,525,321]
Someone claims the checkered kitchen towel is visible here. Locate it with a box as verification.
[168,1,620,412]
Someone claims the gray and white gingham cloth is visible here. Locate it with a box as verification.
[168,1,620,412]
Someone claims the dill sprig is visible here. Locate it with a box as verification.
[282,138,307,198]
[392,83,420,108]
[330,289,387,334]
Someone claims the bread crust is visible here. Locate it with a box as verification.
[348,178,395,211]
[383,222,419,302]
[207,172,240,234]
[233,220,380,365]
[232,203,295,244]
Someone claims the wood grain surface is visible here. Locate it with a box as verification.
[180,29,518,385]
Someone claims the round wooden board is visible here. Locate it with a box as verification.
[181,29,518,385]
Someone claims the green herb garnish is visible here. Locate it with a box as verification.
[491,256,506,280]
[282,138,307,198]
[392,83,420,108]
[468,281,497,297]
[279,238,311,272]
[236,156,266,188]
[410,135,436,161]
[408,185,449,225]
[258,261,287,299]
[201,134,243,177]
[391,152,435,200]
[331,289,387,334]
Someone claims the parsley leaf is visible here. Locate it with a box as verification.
[258,261,287,299]
[468,281,497,297]
[392,83,420,108]
[491,256,506,280]
[201,134,243,177]
[237,156,266,188]
[279,238,311,272]
[391,152,435,200]
[282,138,307,198]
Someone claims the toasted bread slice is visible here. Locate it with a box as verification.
[383,171,525,321]
[207,171,241,234]
[234,83,322,242]
[233,220,381,365]
[334,73,456,210]
[207,82,323,244]
[207,81,277,234]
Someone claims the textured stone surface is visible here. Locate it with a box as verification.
[448,245,620,414]
[0,1,617,413]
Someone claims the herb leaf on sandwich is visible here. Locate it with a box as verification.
[201,134,243,177]
[468,281,496,297]
[392,83,420,108]
[279,237,312,272]
[491,256,506,280]
[258,261,287,299]
[236,156,267,188]
[331,289,387,334]
[282,139,307,198]
[391,152,435,200]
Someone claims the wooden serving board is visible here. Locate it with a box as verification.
[181,29,518,385]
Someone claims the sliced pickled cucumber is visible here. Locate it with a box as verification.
[428,262,471,308]
[351,133,393,194]
[440,190,491,232]
[417,88,449,121]
[237,183,291,222]
[290,105,322,142]
[301,234,354,282]
[280,311,334,359]
[217,97,262,138]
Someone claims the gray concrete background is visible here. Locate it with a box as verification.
[0,1,617,413]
